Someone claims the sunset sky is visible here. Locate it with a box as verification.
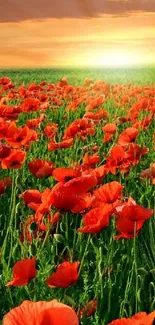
[0,0,155,67]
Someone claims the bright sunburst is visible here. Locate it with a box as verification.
[84,50,139,67]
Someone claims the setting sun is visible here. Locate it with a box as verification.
[84,50,139,67]
[64,48,143,68]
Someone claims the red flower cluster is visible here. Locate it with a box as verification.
[1,75,154,325]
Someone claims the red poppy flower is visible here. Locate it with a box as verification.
[34,188,54,221]
[36,195,61,222]
[47,139,59,151]
[40,101,50,110]
[115,216,145,240]
[107,311,155,325]
[66,95,87,111]
[19,189,42,211]
[63,174,97,195]
[0,77,11,85]
[133,116,152,130]
[94,181,123,204]
[63,118,95,140]
[28,159,54,178]
[26,114,46,129]
[39,93,49,102]
[46,261,80,288]
[103,133,113,143]
[79,192,95,210]
[105,143,148,174]
[0,142,11,159]
[105,145,127,174]
[84,108,109,121]
[77,204,113,234]
[0,118,9,139]
[86,95,105,111]
[79,300,97,318]
[91,164,107,180]
[44,122,58,138]
[5,124,38,149]
[49,175,97,212]
[0,177,11,195]
[35,203,51,222]
[49,182,86,212]
[48,138,73,151]
[118,127,138,147]
[82,78,93,87]
[21,98,40,112]
[3,299,79,325]
[0,105,20,121]
[6,257,36,286]
[1,150,26,169]
[109,145,125,161]
[116,204,153,222]
[27,82,41,91]
[102,123,117,134]
[53,167,81,182]
[125,143,149,165]
[82,153,101,166]
[114,200,153,239]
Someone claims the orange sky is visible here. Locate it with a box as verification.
[0,0,155,67]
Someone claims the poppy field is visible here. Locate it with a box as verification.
[0,68,155,325]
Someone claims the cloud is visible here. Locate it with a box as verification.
[0,0,155,22]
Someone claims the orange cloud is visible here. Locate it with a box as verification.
[0,0,155,22]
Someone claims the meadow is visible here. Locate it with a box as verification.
[0,67,155,325]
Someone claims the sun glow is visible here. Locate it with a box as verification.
[84,50,140,67]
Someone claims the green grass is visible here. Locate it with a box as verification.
[0,67,155,324]
[1,66,155,86]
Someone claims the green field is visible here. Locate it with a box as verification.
[1,66,155,86]
[0,67,155,325]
